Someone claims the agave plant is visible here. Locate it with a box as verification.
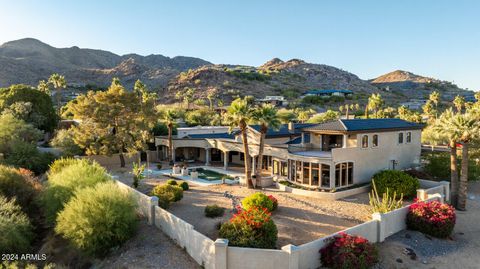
[369,180,403,214]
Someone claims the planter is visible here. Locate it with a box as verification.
[173,166,181,175]
[191,171,198,180]
[181,168,189,176]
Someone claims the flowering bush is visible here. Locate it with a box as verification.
[242,192,277,212]
[268,195,278,211]
[320,232,378,269]
[219,206,277,248]
[406,200,455,238]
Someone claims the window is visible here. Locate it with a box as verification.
[335,162,354,187]
[281,161,288,177]
[312,163,319,186]
[398,133,404,144]
[303,162,310,184]
[273,160,279,175]
[372,134,378,147]
[240,153,244,161]
[321,164,330,188]
[362,135,369,148]
[406,132,412,143]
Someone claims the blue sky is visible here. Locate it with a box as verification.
[1,0,479,90]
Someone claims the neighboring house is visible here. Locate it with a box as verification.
[302,89,353,98]
[255,96,289,107]
[400,99,427,110]
[154,118,423,190]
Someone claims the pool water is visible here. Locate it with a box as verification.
[195,168,235,181]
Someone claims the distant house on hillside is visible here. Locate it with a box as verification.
[255,96,288,107]
[400,99,427,110]
[302,89,353,98]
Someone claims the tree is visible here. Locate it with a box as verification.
[307,110,339,123]
[185,108,221,126]
[158,109,179,163]
[422,100,436,122]
[224,98,254,188]
[69,78,155,167]
[134,79,157,104]
[339,103,359,118]
[446,112,479,210]
[183,88,196,109]
[276,109,297,124]
[429,91,441,118]
[251,104,280,184]
[453,95,465,113]
[37,80,50,94]
[207,88,218,110]
[367,93,384,118]
[0,114,42,154]
[48,73,66,116]
[0,84,57,132]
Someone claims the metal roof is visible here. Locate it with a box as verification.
[186,133,234,139]
[305,89,353,95]
[303,118,424,132]
[249,123,316,137]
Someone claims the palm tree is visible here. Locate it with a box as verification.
[447,112,480,210]
[48,73,66,115]
[37,80,50,94]
[252,104,281,184]
[433,109,460,206]
[429,91,441,118]
[225,98,254,188]
[367,93,384,118]
[207,88,218,110]
[159,109,179,164]
[422,100,436,122]
[453,95,465,113]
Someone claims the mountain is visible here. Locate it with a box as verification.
[0,38,211,89]
[164,58,384,103]
[370,70,473,101]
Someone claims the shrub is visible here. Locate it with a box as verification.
[4,142,56,175]
[267,195,278,211]
[55,181,137,257]
[368,180,403,213]
[219,207,277,249]
[205,205,225,218]
[242,192,275,212]
[0,195,34,254]
[0,165,37,213]
[132,162,145,189]
[151,184,183,204]
[48,157,92,176]
[320,232,378,269]
[41,161,111,223]
[406,200,455,238]
[156,163,163,170]
[166,179,177,185]
[371,170,419,198]
[179,181,189,191]
[50,129,83,157]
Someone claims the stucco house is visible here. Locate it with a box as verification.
[154,118,423,190]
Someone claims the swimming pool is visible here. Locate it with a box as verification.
[194,168,235,181]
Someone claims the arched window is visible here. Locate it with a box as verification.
[362,135,368,148]
[372,134,378,147]
[398,133,404,144]
[406,132,412,143]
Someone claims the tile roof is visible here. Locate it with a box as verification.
[303,118,424,132]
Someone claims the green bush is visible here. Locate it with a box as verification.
[205,205,225,218]
[50,129,83,157]
[151,184,183,204]
[55,181,137,257]
[179,181,189,191]
[219,207,277,249]
[423,152,480,181]
[166,179,177,185]
[242,192,275,212]
[372,170,419,198]
[48,158,92,176]
[0,195,34,254]
[4,142,56,175]
[41,161,111,223]
[0,165,38,213]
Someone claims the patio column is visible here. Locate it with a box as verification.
[342,135,347,148]
[252,156,256,174]
[156,145,160,160]
[205,148,211,166]
[223,151,229,170]
[171,147,176,162]
[330,163,335,189]
[301,132,305,145]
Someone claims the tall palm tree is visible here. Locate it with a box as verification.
[453,95,465,113]
[48,73,66,116]
[252,104,281,184]
[367,93,384,118]
[447,112,480,210]
[225,98,254,188]
[160,109,179,164]
[433,109,461,206]
[429,91,441,118]
[37,80,50,94]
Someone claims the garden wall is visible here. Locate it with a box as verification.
[276,182,370,200]
[115,179,448,269]
[81,152,140,167]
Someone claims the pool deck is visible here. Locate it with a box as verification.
[145,166,244,186]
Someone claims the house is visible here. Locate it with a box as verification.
[400,99,427,110]
[154,118,423,190]
[302,89,353,98]
[255,96,289,107]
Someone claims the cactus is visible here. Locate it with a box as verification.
[369,179,403,213]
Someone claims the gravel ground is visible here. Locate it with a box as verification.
[97,221,200,269]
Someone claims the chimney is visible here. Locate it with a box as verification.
[288,122,295,133]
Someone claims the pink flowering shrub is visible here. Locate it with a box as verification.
[219,206,278,248]
[267,195,278,211]
[320,232,378,269]
[406,200,455,238]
